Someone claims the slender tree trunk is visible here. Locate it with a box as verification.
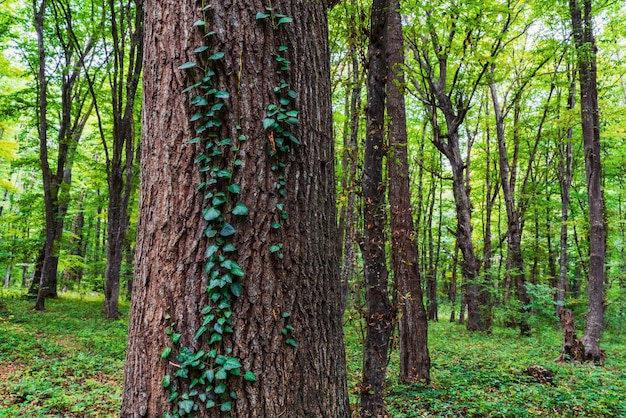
[360,0,393,414]
[489,78,531,336]
[339,11,362,313]
[104,0,144,319]
[569,0,606,364]
[121,0,349,415]
[386,0,430,384]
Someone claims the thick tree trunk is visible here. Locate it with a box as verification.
[386,0,430,384]
[121,1,349,416]
[569,0,606,364]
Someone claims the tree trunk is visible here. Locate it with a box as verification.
[556,70,575,316]
[103,0,143,320]
[121,1,349,416]
[386,0,430,384]
[338,10,362,313]
[359,0,393,415]
[489,78,531,336]
[569,0,606,364]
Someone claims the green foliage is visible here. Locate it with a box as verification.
[344,306,626,417]
[0,292,128,417]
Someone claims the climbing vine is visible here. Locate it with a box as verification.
[160,5,298,418]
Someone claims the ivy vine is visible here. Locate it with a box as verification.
[160,6,299,417]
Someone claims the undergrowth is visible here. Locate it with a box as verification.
[0,289,128,417]
[1,290,625,417]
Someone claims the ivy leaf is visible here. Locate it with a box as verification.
[215,368,228,380]
[230,282,243,297]
[203,207,221,221]
[215,90,230,99]
[178,61,196,69]
[205,244,219,258]
[223,357,242,371]
[208,51,225,60]
[194,325,207,339]
[228,184,241,194]
[287,90,298,98]
[232,203,249,216]
[178,399,195,414]
[256,12,270,19]
[220,401,232,412]
[214,383,227,394]
[220,223,236,237]
[162,374,171,388]
[286,338,297,347]
[270,243,283,253]
[244,370,257,382]
[263,118,276,130]
[222,243,237,252]
[172,333,181,343]
[193,20,206,27]
[277,16,293,25]
[161,347,171,359]
[194,46,209,53]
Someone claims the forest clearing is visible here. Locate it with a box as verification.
[0,291,625,417]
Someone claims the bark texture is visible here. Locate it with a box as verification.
[386,0,430,384]
[569,0,606,364]
[360,0,393,415]
[121,0,349,416]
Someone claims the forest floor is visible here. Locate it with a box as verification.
[0,290,625,417]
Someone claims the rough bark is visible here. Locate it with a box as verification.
[121,0,349,416]
[569,0,606,364]
[359,0,393,415]
[386,0,430,384]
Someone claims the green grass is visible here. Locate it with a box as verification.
[1,292,625,417]
[0,289,128,417]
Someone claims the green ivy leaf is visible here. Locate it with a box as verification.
[162,374,171,388]
[256,12,270,19]
[215,90,230,99]
[228,184,241,194]
[215,368,228,380]
[205,244,219,258]
[214,383,227,394]
[220,223,236,237]
[244,370,257,382]
[263,118,276,130]
[287,90,298,98]
[161,346,172,359]
[194,46,209,53]
[172,333,181,344]
[222,243,237,252]
[178,399,195,414]
[203,207,221,221]
[230,282,243,297]
[178,61,196,69]
[232,203,249,216]
[208,51,225,60]
[220,401,232,412]
[223,357,242,371]
[286,339,297,347]
[193,20,206,26]
[270,243,283,253]
[194,325,207,339]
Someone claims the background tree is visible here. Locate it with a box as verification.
[568,0,605,363]
[386,0,430,384]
